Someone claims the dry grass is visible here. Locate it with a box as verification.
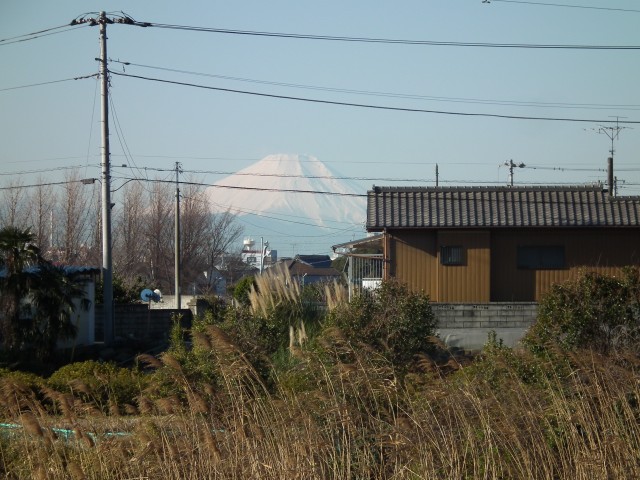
[2,274,640,478]
[1,346,639,479]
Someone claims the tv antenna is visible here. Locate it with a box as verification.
[594,116,628,161]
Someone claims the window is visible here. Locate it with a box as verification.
[517,246,565,270]
[440,245,464,266]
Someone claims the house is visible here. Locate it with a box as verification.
[0,265,99,348]
[364,185,640,303]
[278,254,343,285]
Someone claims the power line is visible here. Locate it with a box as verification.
[110,60,640,111]
[487,0,640,13]
[526,165,605,172]
[0,179,91,191]
[122,165,435,183]
[0,165,96,177]
[112,175,366,197]
[108,90,148,180]
[215,201,360,231]
[0,74,97,92]
[136,21,640,50]
[0,24,87,46]
[111,71,640,124]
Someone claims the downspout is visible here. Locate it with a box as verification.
[383,228,389,281]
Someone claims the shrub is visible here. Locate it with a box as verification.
[324,279,437,368]
[48,360,146,411]
[524,267,640,354]
[233,275,256,306]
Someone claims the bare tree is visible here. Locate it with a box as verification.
[0,180,28,230]
[113,180,147,280]
[179,182,211,293]
[25,178,57,256]
[84,183,103,267]
[145,180,173,291]
[55,172,94,264]
[203,209,243,292]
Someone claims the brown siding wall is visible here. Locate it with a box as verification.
[386,227,640,303]
[437,230,490,302]
[387,229,490,302]
[491,228,640,301]
[387,230,438,298]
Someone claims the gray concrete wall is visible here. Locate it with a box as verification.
[95,304,192,342]
[433,302,537,351]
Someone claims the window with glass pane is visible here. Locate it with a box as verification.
[517,246,565,269]
[440,245,464,266]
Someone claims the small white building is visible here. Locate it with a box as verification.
[241,237,277,270]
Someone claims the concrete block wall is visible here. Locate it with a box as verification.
[432,302,538,351]
[95,304,192,342]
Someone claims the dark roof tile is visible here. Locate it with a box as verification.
[367,185,640,229]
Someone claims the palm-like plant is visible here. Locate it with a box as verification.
[27,262,88,359]
[0,226,86,359]
[0,226,42,351]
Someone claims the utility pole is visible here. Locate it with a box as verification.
[175,161,182,310]
[71,11,138,343]
[504,159,525,187]
[435,164,439,187]
[99,11,114,345]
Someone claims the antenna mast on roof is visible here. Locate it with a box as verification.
[597,116,627,160]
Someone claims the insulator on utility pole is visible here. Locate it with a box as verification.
[504,159,525,187]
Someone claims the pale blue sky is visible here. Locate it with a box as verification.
[1,1,639,254]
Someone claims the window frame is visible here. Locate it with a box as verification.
[440,245,465,266]
[516,245,566,270]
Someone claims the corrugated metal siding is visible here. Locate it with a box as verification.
[388,231,438,299]
[491,228,640,301]
[387,230,490,302]
[437,231,490,302]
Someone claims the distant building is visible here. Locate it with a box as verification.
[278,254,342,285]
[241,237,277,270]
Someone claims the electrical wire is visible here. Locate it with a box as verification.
[118,165,434,183]
[0,179,91,191]
[0,165,95,177]
[136,21,640,50]
[0,24,87,46]
[0,74,97,92]
[108,90,148,181]
[112,175,366,197]
[487,0,640,13]
[110,71,640,124]
[110,60,640,112]
[84,75,99,181]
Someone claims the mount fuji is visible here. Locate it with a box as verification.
[207,154,367,256]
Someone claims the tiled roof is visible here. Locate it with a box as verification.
[294,255,333,268]
[289,262,341,277]
[367,185,640,229]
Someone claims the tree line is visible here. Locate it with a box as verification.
[0,171,243,295]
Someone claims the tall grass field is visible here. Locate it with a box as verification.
[1,271,639,479]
